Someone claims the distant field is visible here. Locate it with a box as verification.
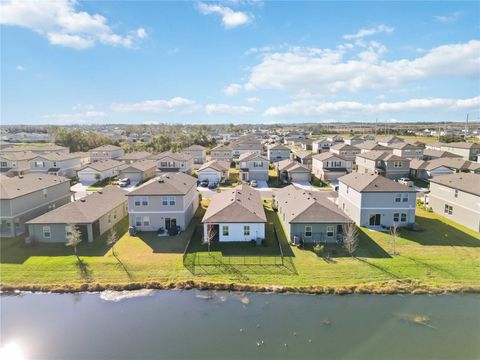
[6,142,55,146]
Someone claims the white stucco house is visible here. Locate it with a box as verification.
[197,160,230,184]
[77,159,124,183]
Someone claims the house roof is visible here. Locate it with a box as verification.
[338,173,415,193]
[1,144,67,153]
[231,142,264,151]
[356,150,405,162]
[79,159,123,172]
[199,160,230,172]
[441,142,480,150]
[117,151,152,161]
[277,159,310,173]
[355,141,390,151]
[32,152,81,161]
[121,159,157,172]
[423,149,462,159]
[377,136,405,144]
[269,143,290,151]
[127,172,196,196]
[148,151,193,162]
[0,173,70,200]
[429,173,480,196]
[410,157,478,171]
[276,185,351,224]
[202,185,266,223]
[90,144,123,152]
[184,144,206,151]
[211,144,232,151]
[26,186,127,224]
[331,143,359,151]
[0,151,38,161]
[295,150,313,160]
[312,152,348,162]
[388,142,423,150]
[238,152,268,162]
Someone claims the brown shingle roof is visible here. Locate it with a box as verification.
[411,158,477,171]
[0,151,38,161]
[184,144,206,151]
[199,160,230,172]
[90,144,123,151]
[117,151,152,161]
[356,141,390,151]
[127,172,196,196]
[277,159,310,173]
[312,152,348,162]
[148,151,193,162]
[32,152,81,161]
[338,173,415,193]
[441,142,480,150]
[430,173,480,196]
[295,150,313,160]
[238,152,268,162]
[423,149,462,159]
[0,173,70,199]
[357,150,404,162]
[330,143,359,151]
[1,144,67,153]
[79,159,123,172]
[269,143,290,150]
[121,159,157,172]
[202,185,266,223]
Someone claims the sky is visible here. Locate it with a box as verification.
[1,0,479,125]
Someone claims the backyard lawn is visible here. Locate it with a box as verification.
[1,203,479,290]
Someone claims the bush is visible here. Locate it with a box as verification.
[313,244,324,255]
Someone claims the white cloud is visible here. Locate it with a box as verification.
[246,97,260,103]
[264,96,480,117]
[111,97,198,113]
[206,103,255,115]
[197,3,252,29]
[41,111,107,123]
[224,83,242,96]
[243,40,480,94]
[435,11,464,23]
[15,65,25,71]
[343,24,394,40]
[0,0,147,49]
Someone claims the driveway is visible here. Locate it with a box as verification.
[197,186,217,198]
[71,183,90,200]
[291,181,315,191]
[122,181,140,192]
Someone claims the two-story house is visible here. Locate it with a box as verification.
[355,151,410,180]
[344,135,374,145]
[312,152,352,183]
[409,158,480,180]
[0,173,71,237]
[437,142,480,161]
[330,144,360,162]
[117,151,152,164]
[1,144,69,155]
[89,145,125,162]
[149,151,194,175]
[356,141,391,154]
[182,144,207,165]
[0,151,37,176]
[312,138,335,153]
[388,143,424,159]
[29,152,82,177]
[428,173,479,232]
[377,136,405,147]
[127,172,198,233]
[337,173,416,228]
[26,185,128,243]
[422,149,462,161]
[238,152,269,182]
[210,144,233,162]
[231,143,264,158]
[294,150,314,169]
[267,144,291,163]
[275,185,351,245]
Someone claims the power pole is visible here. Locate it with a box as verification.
[375,118,378,137]
[464,113,469,141]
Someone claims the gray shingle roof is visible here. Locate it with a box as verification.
[79,159,123,172]
[117,151,152,161]
[199,160,230,172]
[90,144,123,151]
[357,150,404,162]
[121,159,157,172]
[355,141,390,151]
[127,172,197,196]
[184,144,206,151]
[0,173,70,199]
[338,173,415,193]
[238,152,268,162]
[429,173,480,196]
[148,151,193,161]
[312,152,348,161]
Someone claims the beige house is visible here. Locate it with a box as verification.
[388,143,424,159]
[437,142,480,161]
[90,145,125,162]
[117,151,152,164]
[428,173,479,232]
[210,144,233,162]
[0,173,71,237]
[127,172,199,233]
[26,185,128,243]
[231,142,264,158]
[1,144,69,154]
[377,136,405,147]
[182,145,207,165]
[355,151,410,180]
[422,149,462,161]
[330,144,360,162]
[276,159,311,183]
[312,138,334,153]
[77,159,124,183]
[409,158,480,180]
[149,151,194,175]
[238,152,269,182]
[29,152,82,177]
[0,151,37,176]
[356,141,391,154]
[197,160,230,184]
[312,152,352,183]
[294,150,314,168]
[118,160,157,183]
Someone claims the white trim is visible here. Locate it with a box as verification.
[128,210,186,214]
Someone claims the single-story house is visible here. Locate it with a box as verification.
[409,158,480,180]
[276,159,311,183]
[197,160,230,184]
[77,159,124,183]
[89,145,125,162]
[118,159,157,183]
[117,151,152,164]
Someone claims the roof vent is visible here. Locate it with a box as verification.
[18,175,23,179]
[80,198,86,202]
[158,179,164,183]
[98,190,103,194]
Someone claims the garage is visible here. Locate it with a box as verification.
[197,169,221,183]
[289,170,311,182]
[77,170,100,183]
[119,169,143,182]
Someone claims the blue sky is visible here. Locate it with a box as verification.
[1,1,479,125]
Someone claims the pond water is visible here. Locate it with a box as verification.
[1,290,479,359]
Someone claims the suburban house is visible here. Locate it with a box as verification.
[149,151,194,175]
[275,185,351,244]
[238,152,269,182]
[26,186,128,243]
[327,134,344,143]
[1,144,69,154]
[312,152,352,183]
[210,144,233,162]
[0,151,37,176]
[388,143,424,159]
[202,186,266,243]
[267,144,291,163]
[293,138,313,151]
[127,172,199,233]
[423,149,462,161]
[377,136,405,147]
[294,150,314,168]
[356,141,391,154]
[312,138,334,153]
[182,144,207,165]
[231,142,264,158]
[428,173,480,232]
[330,144,360,162]
[118,160,157,183]
[436,142,480,161]
[117,151,152,164]
[355,151,410,180]
[409,158,480,180]
[337,173,416,228]
[77,159,124,183]
[276,159,311,183]
[89,145,125,162]
[344,135,374,145]
[71,152,91,165]
[29,152,82,177]
[197,160,230,184]
[0,173,71,237]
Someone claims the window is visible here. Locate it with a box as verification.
[141,197,148,206]
[43,189,48,198]
[222,226,229,236]
[401,213,407,222]
[65,225,72,238]
[254,161,263,168]
[454,189,459,198]
[346,186,349,194]
[169,196,175,206]
[393,213,400,222]
[14,218,20,228]
[160,161,167,167]
[0,162,7,167]
[444,204,453,215]
[113,210,117,220]
[394,161,403,168]
[143,216,150,226]
[134,197,142,206]
[326,226,334,237]
[402,194,409,203]
[43,226,51,238]
[162,196,168,205]
[135,217,142,226]
[35,161,44,168]
[244,226,250,236]
[305,226,312,237]
[395,193,401,203]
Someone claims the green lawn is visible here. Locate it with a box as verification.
[1,204,479,290]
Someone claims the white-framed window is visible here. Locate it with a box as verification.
[35,161,44,168]
[141,197,148,206]
[395,193,401,203]
[135,216,142,226]
[305,226,312,237]
[326,226,334,237]
[244,225,250,236]
[394,161,403,168]
[43,189,48,198]
[454,189,459,198]
[169,196,175,206]
[346,186,349,194]
[14,218,20,228]
[65,225,72,239]
[444,204,453,215]
[161,196,168,205]
[222,225,229,236]
[43,226,51,238]
[402,194,409,202]
[401,213,407,222]
[393,213,400,222]
[143,216,150,226]
[113,210,117,220]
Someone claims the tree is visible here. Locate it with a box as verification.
[204,225,217,254]
[343,222,359,257]
[390,223,400,256]
[66,225,82,260]
[106,228,118,257]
